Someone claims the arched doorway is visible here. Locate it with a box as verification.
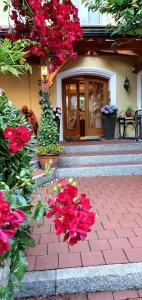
[62,75,108,140]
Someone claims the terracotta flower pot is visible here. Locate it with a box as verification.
[125,112,132,117]
[38,155,58,169]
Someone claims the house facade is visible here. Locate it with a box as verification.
[0,2,141,140]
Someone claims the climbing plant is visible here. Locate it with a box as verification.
[82,0,142,36]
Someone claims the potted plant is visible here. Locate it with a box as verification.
[101,104,118,139]
[125,106,134,117]
[37,144,64,169]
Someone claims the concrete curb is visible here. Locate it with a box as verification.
[15,262,142,297]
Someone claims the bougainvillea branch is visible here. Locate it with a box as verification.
[7,0,82,71]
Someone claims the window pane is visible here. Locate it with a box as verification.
[72,0,101,25]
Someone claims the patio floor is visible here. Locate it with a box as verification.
[20,289,142,299]
[28,175,142,272]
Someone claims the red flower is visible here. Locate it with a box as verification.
[4,125,31,154]
[47,180,95,245]
[8,140,22,154]
[16,125,31,143]
[0,191,27,254]
[0,229,15,254]
[8,210,26,229]
[3,127,16,141]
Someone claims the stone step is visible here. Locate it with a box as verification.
[58,153,142,167]
[56,163,142,177]
[64,142,142,154]
[62,149,142,157]
[32,169,55,189]
[30,158,40,170]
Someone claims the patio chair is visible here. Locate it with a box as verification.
[135,110,142,141]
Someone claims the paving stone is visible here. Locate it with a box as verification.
[103,249,128,264]
[88,292,114,300]
[89,239,111,251]
[108,238,132,249]
[59,253,82,268]
[48,242,69,254]
[81,251,105,267]
[35,254,58,270]
[69,241,90,253]
[124,248,142,262]
[113,290,139,299]
[97,230,117,239]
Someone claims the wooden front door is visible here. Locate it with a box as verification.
[63,76,108,139]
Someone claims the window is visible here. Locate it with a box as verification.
[72,0,106,26]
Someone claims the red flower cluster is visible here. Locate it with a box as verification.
[47,180,95,245]
[7,0,82,71]
[3,126,31,154]
[0,192,26,254]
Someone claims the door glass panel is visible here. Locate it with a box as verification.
[66,83,78,129]
[88,81,103,129]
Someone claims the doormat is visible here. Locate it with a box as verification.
[80,136,102,141]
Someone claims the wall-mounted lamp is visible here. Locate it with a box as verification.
[124,76,130,91]
[40,65,49,82]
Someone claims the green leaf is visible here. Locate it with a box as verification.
[33,197,45,221]
[11,251,28,281]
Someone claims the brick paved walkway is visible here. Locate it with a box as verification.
[20,289,142,299]
[27,175,142,271]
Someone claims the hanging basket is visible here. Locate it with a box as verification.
[102,116,116,139]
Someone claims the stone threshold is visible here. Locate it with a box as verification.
[15,262,142,298]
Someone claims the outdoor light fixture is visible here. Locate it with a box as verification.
[40,65,49,82]
[124,76,130,91]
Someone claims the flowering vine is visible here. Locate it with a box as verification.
[7,0,82,72]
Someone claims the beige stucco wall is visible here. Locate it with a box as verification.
[50,55,137,115]
[0,64,41,122]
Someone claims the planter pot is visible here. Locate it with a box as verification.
[125,112,132,117]
[38,155,58,169]
[102,116,116,139]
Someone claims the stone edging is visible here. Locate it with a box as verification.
[15,262,142,298]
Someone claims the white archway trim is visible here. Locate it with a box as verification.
[137,71,142,110]
[56,67,116,141]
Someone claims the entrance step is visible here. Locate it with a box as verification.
[58,153,142,167]
[56,164,142,177]
[64,142,142,154]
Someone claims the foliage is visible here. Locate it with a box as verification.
[125,105,134,113]
[0,97,33,195]
[0,96,38,298]
[101,104,118,117]
[0,38,32,76]
[82,0,142,36]
[38,91,58,146]
[6,0,82,71]
[38,144,65,156]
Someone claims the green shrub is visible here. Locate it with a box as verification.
[38,144,65,155]
[38,91,58,146]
